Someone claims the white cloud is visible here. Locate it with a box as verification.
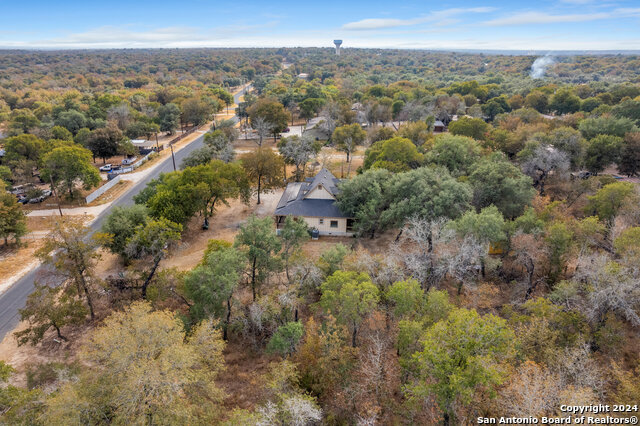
[342,7,495,30]
[484,11,611,26]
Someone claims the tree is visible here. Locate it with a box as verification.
[157,103,181,134]
[267,322,305,357]
[44,302,226,424]
[55,110,87,135]
[99,205,149,260]
[482,96,511,120]
[386,279,425,319]
[531,127,585,170]
[36,218,101,319]
[398,121,430,146]
[184,246,244,340]
[618,133,640,177]
[332,124,366,174]
[88,124,123,163]
[426,134,481,177]
[520,144,570,195]
[248,99,289,141]
[469,154,535,219]
[549,89,581,115]
[408,308,516,425]
[585,181,637,225]
[279,216,309,282]
[8,108,40,134]
[382,166,472,229]
[448,116,489,140]
[584,134,622,175]
[14,283,87,345]
[362,136,423,172]
[241,148,284,204]
[578,116,638,140]
[41,145,100,199]
[320,271,379,347]
[235,215,282,301]
[0,181,27,245]
[3,134,44,165]
[614,226,640,260]
[125,218,182,299]
[278,134,321,181]
[299,98,325,121]
[524,91,549,113]
[336,169,392,237]
[181,97,214,126]
[251,116,272,147]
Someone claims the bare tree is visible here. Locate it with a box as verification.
[512,232,548,300]
[521,145,570,196]
[252,116,272,147]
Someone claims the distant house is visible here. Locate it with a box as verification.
[433,120,446,133]
[297,73,310,80]
[274,168,354,236]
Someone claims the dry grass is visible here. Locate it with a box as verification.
[86,180,133,207]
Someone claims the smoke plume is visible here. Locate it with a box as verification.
[530,55,555,79]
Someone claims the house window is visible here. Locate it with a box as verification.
[330,220,338,228]
[319,218,324,225]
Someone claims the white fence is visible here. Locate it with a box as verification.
[86,175,121,204]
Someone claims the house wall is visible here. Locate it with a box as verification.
[304,186,334,200]
[302,216,352,236]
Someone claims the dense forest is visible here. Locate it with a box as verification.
[1,48,640,425]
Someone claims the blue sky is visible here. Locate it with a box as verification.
[1,0,640,50]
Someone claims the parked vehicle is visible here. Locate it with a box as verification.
[99,164,113,171]
[283,127,290,133]
[122,157,138,165]
[18,197,29,204]
[28,195,45,204]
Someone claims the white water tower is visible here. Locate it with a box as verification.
[333,40,342,56]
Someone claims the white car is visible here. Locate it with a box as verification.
[99,164,112,171]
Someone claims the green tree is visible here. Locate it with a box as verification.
[426,134,481,177]
[320,271,379,347]
[181,96,214,126]
[184,246,244,340]
[98,205,149,260]
[235,215,282,301]
[362,136,423,172]
[584,134,622,175]
[55,110,87,135]
[14,283,87,345]
[41,145,100,198]
[549,88,581,115]
[248,98,289,141]
[0,181,27,245]
[579,116,638,140]
[409,308,516,425]
[448,116,489,140]
[267,322,305,357]
[382,166,472,228]
[50,125,73,141]
[524,91,549,113]
[3,134,44,165]
[8,108,40,134]
[585,181,637,225]
[332,123,366,167]
[125,218,182,299]
[618,133,640,177]
[336,168,392,237]
[614,226,640,260]
[545,221,574,283]
[469,154,535,219]
[386,279,425,319]
[157,103,181,134]
[88,124,123,163]
[279,216,309,282]
[241,148,284,204]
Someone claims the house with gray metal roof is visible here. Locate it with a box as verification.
[274,168,354,236]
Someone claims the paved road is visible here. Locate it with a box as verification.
[0,84,253,341]
[0,132,209,340]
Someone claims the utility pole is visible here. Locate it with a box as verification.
[170,144,176,171]
[49,174,63,216]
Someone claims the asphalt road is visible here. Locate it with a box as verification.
[0,132,208,339]
[0,84,253,341]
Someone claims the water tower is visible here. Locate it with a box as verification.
[333,40,342,56]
